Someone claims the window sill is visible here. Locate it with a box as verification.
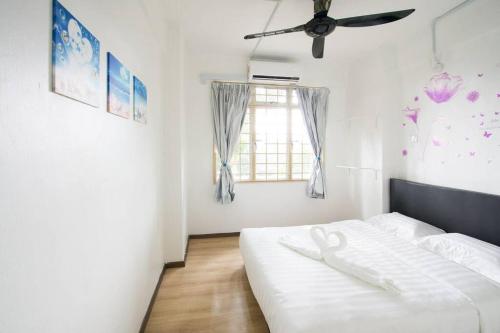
[213,179,308,185]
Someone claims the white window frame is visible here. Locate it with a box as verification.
[213,84,319,183]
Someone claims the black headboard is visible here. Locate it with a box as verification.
[390,179,500,247]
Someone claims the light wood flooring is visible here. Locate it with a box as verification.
[144,236,269,333]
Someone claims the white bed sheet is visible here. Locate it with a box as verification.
[240,220,500,333]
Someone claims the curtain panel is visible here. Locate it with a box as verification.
[211,82,251,204]
[296,87,330,199]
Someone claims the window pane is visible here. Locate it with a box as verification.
[256,94,266,102]
[216,85,317,183]
[256,87,266,95]
[240,134,250,143]
[255,154,266,164]
[267,95,278,103]
[292,154,302,164]
[267,174,278,181]
[267,154,277,164]
[267,164,278,173]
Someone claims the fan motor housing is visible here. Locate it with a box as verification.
[305,16,336,38]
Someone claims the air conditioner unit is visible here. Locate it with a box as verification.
[248,60,301,84]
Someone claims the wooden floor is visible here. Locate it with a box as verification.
[144,237,269,333]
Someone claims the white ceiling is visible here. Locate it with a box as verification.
[179,0,466,61]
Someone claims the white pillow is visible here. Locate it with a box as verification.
[366,212,445,242]
[416,233,500,284]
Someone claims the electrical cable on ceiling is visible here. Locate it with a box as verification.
[432,0,476,71]
[250,0,283,58]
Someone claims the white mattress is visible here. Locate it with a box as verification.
[240,220,500,333]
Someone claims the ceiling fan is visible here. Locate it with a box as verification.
[244,0,415,59]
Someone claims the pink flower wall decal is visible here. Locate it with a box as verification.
[403,107,420,124]
[484,131,493,138]
[424,72,463,104]
[467,91,480,103]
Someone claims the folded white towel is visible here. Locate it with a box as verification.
[311,226,403,293]
[310,227,347,253]
[323,247,402,293]
[279,235,322,260]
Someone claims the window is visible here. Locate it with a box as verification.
[214,85,316,182]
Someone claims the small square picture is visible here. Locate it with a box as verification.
[133,76,147,124]
[107,52,130,118]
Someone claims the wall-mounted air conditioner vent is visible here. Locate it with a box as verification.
[248,60,301,84]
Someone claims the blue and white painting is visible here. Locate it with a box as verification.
[107,53,130,118]
[52,0,100,107]
[133,76,147,124]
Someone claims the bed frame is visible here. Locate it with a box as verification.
[390,178,500,247]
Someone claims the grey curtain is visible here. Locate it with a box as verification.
[211,82,251,204]
[296,87,330,199]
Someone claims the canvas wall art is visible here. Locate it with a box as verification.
[107,53,131,118]
[52,0,100,107]
[133,76,147,124]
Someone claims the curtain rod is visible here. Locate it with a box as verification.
[210,80,330,90]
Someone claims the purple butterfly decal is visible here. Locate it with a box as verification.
[470,152,476,157]
[478,73,484,77]
[480,113,485,117]
[414,96,419,102]
[484,131,493,138]
[495,112,499,115]
[432,138,442,147]
[402,149,408,157]
[480,122,485,126]
[497,93,500,98]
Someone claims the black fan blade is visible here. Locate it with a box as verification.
[244,25,305,39]
[336,9,415,28]
[314,0,332,17]
[312,37,325,59]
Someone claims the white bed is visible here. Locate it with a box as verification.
[240,220,500,333]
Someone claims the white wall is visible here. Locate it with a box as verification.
[343,0,500,217]
[183,50,356,234]
[0,0,184,332]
